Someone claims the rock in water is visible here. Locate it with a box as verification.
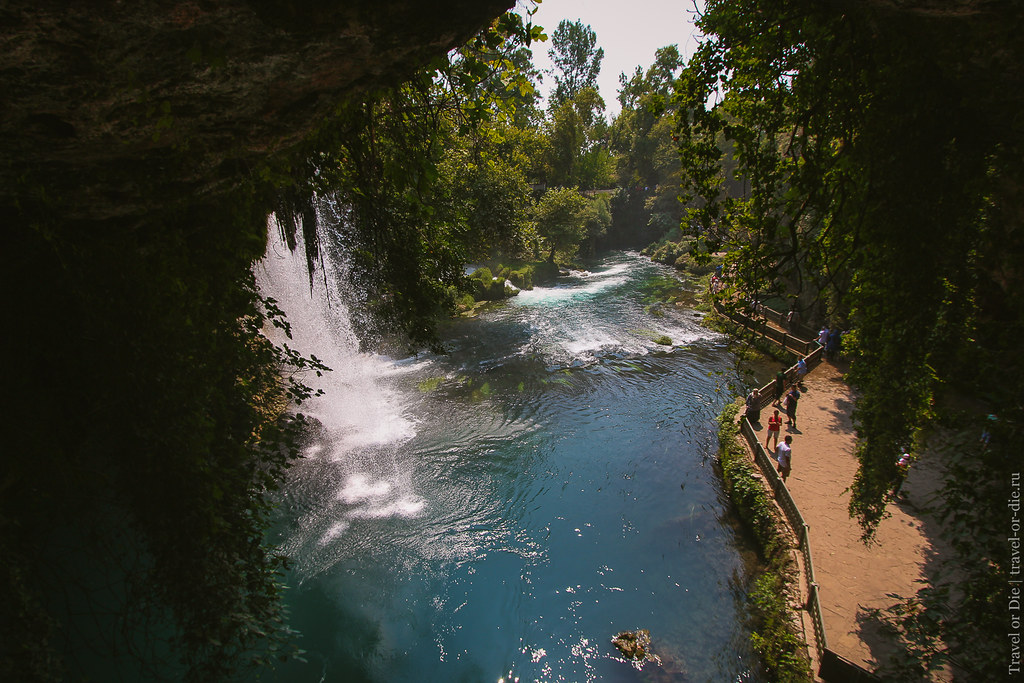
[612,629,652,660]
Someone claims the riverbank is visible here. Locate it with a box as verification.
[712,305,950,681]
[716,401,814,682]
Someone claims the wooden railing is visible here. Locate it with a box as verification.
[723,301,880,682]
[742,418,829,657]
[712,301,819,357]
[759,305,819,343]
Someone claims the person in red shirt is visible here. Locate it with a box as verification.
[765,409,782,450]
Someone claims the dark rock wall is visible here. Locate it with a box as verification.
[0,0,513,223]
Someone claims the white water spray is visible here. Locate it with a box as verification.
[255,220,415,454]
[254,218,425,571]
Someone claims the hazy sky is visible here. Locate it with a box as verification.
[521,0,704,118]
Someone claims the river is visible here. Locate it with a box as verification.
[256,234,765,682]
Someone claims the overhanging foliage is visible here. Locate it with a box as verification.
[676,1,1023,677]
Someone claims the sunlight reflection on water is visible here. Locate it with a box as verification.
[262,244,765,682]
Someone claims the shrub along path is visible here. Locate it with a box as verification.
[750,359,950,679]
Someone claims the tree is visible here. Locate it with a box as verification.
[610,44,684,189]
[617,44,681,112]
[534,186,587,262]
[491,119,552,187]
[676,0,1023,678]
[612,44,683,186]
[501,46,546,127]
[581,193,612,257]
[546,86,613,190]
[607,46,684,244]
[435,124,536,260]
[547,19,604,108]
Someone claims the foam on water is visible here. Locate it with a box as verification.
[333,473,425,520]
[492,256,722,367]
[338,473,394,503]
[254,221,415,450]
[255,218,428,568]
[346,497,427,520]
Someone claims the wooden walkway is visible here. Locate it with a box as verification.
[748,359,948,680]
[715,300,949,679]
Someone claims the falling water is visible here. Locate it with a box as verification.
[255,218,767,682]
[255,223,427,573]
[255,225,414,454]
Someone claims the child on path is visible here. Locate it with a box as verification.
[765,410,782,450]
[776,435,793,482]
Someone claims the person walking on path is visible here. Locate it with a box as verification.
[774,369,786,405]
[765,409,782,450]
[893,451,912,498]
[776,435,793,482]
[826,328,842,360]
[784,385,800,429]
[817,326,828,347]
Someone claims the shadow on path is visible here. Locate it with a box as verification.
[749,359,950,679]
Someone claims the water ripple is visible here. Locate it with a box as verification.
[268,251,765,682]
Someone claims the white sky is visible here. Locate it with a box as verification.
[519,0,705,118]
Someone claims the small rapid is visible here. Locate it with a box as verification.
[257,228,765,682]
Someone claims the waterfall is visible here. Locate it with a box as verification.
[254,217,424,575]
[255,219,414,454]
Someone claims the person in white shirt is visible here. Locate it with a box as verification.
[776,435,793,482]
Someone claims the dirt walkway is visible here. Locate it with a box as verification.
[751,359,948,677]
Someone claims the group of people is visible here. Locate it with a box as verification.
[763,359,804,426]
[746,339,921,497]
[745,357,807,483]
[733,315,848,486]
[817,325,845,360]
[764,408,796,481]
[764,391,800,482]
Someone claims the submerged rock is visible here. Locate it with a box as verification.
[612,629,654,661]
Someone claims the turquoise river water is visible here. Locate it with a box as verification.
[256,236,765,683]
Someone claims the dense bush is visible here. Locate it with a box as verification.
[716,401,812,682]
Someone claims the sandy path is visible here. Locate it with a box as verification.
[751,359,947,675]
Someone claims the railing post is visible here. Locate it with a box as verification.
[725,308,879,680]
